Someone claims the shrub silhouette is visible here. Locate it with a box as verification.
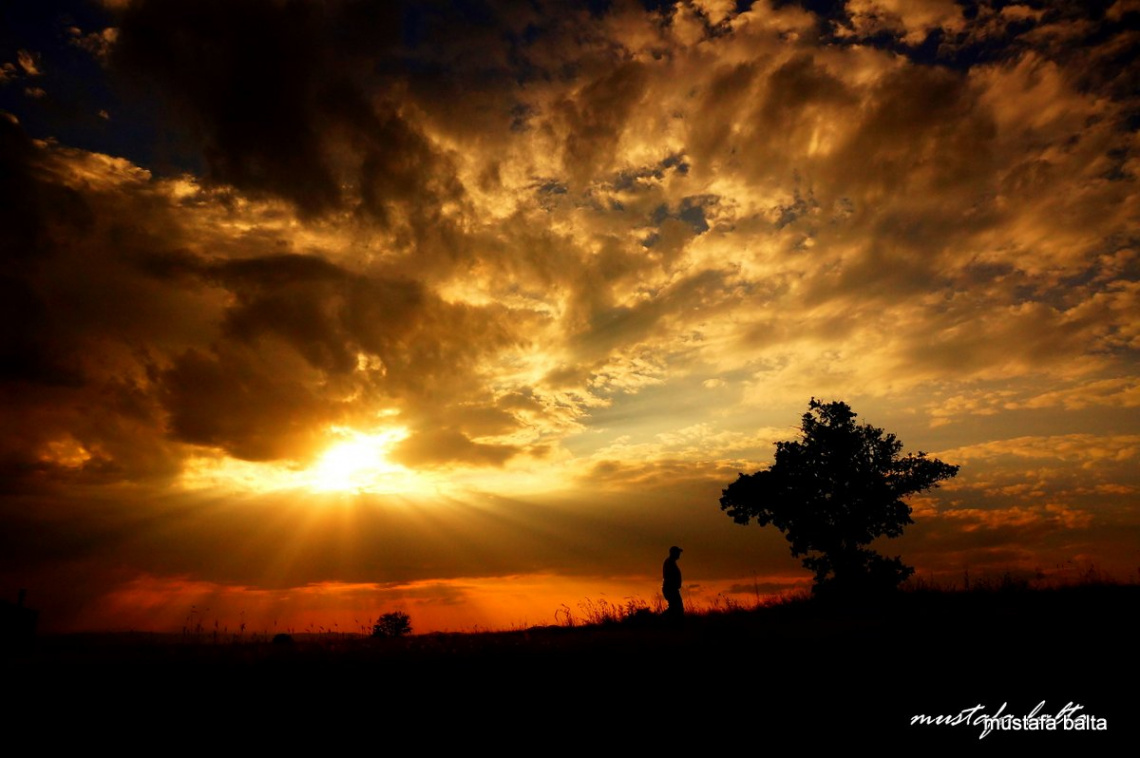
[720,399,958,597]
[372,611,413,638]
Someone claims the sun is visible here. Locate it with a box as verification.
[177,425,434,495]
[308,427,415,493]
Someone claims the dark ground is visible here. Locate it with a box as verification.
[6,585,1136,749]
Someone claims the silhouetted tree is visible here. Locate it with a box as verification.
[720,399,958,597]
[372,611,412,638]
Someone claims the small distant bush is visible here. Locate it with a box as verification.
[372,611,412,638]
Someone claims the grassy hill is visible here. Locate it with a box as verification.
[6,583,1135,748]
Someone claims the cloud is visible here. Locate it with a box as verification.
[390,428,520,468]
[556,60,650,189]
[0,116,541,478]
[936,503,1093,532]
[17,50,42,76]
[112,0,422,218]
[940,434,1140,465]
[842,0,966,46]
[67,26,119,62]
[179,6,1140,575]
[161,346,334,461]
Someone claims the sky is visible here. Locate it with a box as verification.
[1,0,1137,634]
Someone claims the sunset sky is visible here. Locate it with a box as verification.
[2,0,1137,634]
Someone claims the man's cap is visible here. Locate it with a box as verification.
[670,545,683,553]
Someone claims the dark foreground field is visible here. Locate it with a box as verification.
[7,585,1137,748]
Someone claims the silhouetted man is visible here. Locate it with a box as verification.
[663,546,683,620]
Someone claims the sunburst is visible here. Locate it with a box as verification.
[308,427,414,493]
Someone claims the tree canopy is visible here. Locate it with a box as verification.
[372,611,413,638]
[720,399,959,596]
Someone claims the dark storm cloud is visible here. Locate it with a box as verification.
[0,119,186,484]
[207,254,363,375]
[0,117,90,270]
[161,346,333,462]
[112,0,465,223]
